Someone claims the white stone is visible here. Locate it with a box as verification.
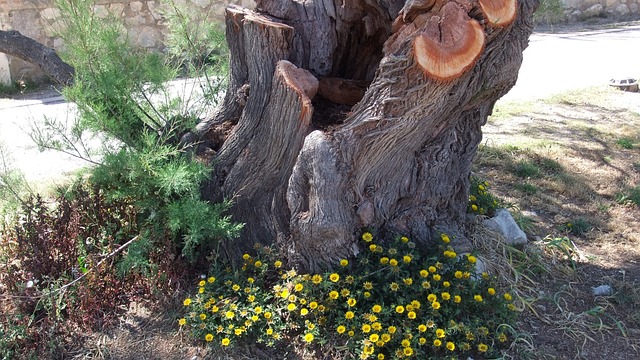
[0,53,11,86]
[615,3,630,14]
[606,0,619,7]
[110,4,126,16]
[583,4,604,17]
[630,3,639,12]
[592,285,613,296]
[41,8,61,21]
[483,209,528,246]
[129,1,144,13]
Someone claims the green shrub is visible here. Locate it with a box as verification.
[617,185,640,206]
[513,161,540,178]
[180,233,518,359]
[615,138,634,149]
[467,176,502,216]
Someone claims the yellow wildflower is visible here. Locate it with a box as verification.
[205,333,213,342]
[362,232,373,242]
[329,273,340,282]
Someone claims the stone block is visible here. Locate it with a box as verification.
[40,7,61,21]
[606,0,619,7]
[110,4,126,16]
[483,209,528,246]
[630,3,639,12]
[93,4,109,18]
[129,1,144,13]
[615,3,630,14]
[0,53,11,86]
[583,4,604,17]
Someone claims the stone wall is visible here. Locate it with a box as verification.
[0,0,252,85]
[563,0,640,20]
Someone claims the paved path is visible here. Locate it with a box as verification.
[1,23,639,183]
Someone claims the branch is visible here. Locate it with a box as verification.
[0,30,75,86]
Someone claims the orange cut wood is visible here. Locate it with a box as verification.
[412,3,485,81]
[478,0,517,27]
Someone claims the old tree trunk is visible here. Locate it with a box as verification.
[191,0,538,271]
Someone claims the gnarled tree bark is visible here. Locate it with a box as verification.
[0,30,74,86]
[192,0,539,271]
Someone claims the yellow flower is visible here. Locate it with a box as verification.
[362,324,372,333]
[178,318,186,326]
[301,308,309,316]
[232,284,240,291]
[411,300,421,309]
[433,274,441,281]
[370,334,380,342]
[446,342,455,351]
[345,311,355,319]
[427,294,437,302]
[264,311,272,319]
[225,311,235,319]
[340,259,349,266]
[251,315,259,321]
[504,293,513,301]
[346,275,355,284]
[390,282,400,291]
[364,281,373,290]
[235,328,243,336]
[254,306,262,314]
[248,295,256,302]
[488,288,496,295]
[404,347,414,356]
[467,255,477,264]
[474,295,483,302]
[389,258,398,267]
[309,301,318,310]
[441,292,451,300]
[377,354,385,360]
[221,338,230,346]
[401,236,409,243]
[407,311,416,319]
[212,305,219,313]
[254,260,262,268]
[471,204,478,211]
[337,325,346,334]
[280,289,289,298]
[199,313,206,321]
[183,298,192,306]
[347,298,357,307]
[295,283,304,292]
[440,233,450,243]
[431,301,441,310]
[418,324,426,332]
[422,281,431,289]
[348,330,355,337]
[499,333,508,342]
[420,269,428,277]
[329,273,340,282]
[428,266,436,273]
[312,274,322,284]
[364,291,371,298]
[478,343,488,352]
[436,328,446,338]
[403,255,412,263]
[341,288,350,297]
[274,260,282,268]
[372,304,382,313]
[388,326,397,334]
[205,333,213,342]
[403,278,413,286]
[372,322,382,331]
[287,303,297,311]
[443,281,450,288]
[395,305,405,314]
[454,271,463,279]
[381,333,391,342]
[242,253,250,260]
[380,257,389,265]
[433,339,442,347]
[303,333,314,343]
[362,232,374,242]
[454,295,461,303]
[369,244,377,252]
[329,291,339,300]
[318,305,326,312]
[198,280,206,287]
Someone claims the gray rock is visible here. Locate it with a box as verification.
[592,285,613,296]
[483,208,528,245]
[583,4,604,17]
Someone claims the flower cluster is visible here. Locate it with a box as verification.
[468,176,501,216]
[179,233,517,359]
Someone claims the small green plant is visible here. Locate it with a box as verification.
[615,138,634,149]
[514,182,538,195]
[180,232,519,359]
[513,160,540,178]
[534,0,566,24]
[467,176,502,216]
[543,236,578,270]
[616,185,640,206]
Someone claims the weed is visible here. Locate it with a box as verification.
[616,185,640,206]
[615,138,634,149]
[513,161,540,178]
[533,0,565,24]
[514,183,538,195]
